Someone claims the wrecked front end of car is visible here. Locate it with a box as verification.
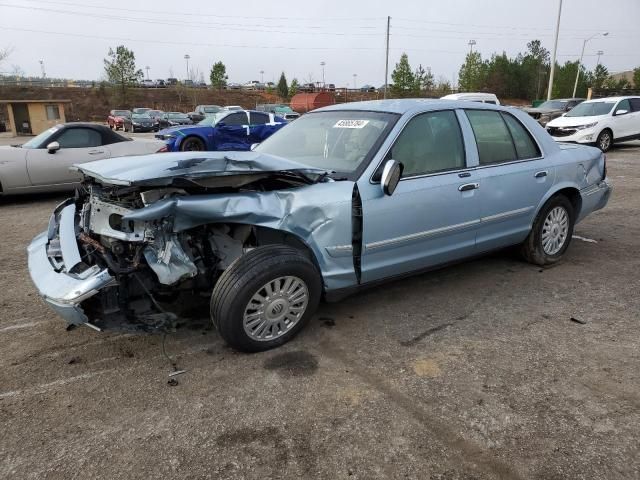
[27,151,356,333]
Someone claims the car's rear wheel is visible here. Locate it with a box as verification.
[180,136,205,151]
[521,195,575,266]
[210,245,321,352]
[596,129,613,152]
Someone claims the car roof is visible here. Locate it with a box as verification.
[581,96,640,103]
[316,98,510,115]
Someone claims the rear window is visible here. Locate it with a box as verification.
[466,110,517,165]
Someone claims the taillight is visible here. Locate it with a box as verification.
[157,145,168,153]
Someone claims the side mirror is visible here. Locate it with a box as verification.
[46,141,60,154]
[216,122,226,127]
[250,143,259,151]
[614,109,628,116]
[380,159,403,196]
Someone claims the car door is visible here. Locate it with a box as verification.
[612,99,634,138]
[629,98,640,138]
[464,109,553,252]
[213,112,250,150]
[359,110,481,283]
[248,112,277,144]
[26,126,110,186]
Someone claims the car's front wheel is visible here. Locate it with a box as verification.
[521,195,575,266]
[180,136,205,151]
[210,245,321,352]
[596,129,613,152]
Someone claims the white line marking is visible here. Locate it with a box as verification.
[0,322,44,333]
[574,235,598,244]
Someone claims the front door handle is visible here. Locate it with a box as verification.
[458,182,479,192]
[88,150,105,155]
[534,170,548,178]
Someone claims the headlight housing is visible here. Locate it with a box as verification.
[575,122,598,130]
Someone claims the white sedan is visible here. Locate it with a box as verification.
[0,123,165,195]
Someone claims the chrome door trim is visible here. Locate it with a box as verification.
[365,219,481,251]
[480,206,534,223]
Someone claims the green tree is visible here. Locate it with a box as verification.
[103,45,143,97]
[458,51,486,92]
[435,76,451,95]
[633,67,640,88]
[391,53,415,97]
[591,64,609,90]
[209,61,227,90]
[289,78,299,96]
[277,72,289,98]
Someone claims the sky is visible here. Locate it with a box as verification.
[0,0,638,87]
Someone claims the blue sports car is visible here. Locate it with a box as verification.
[156,109,287,152]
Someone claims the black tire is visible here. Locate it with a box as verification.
[596,129,613,152]
[210,245,322,352]
[521,195,575,266]
[180,136,206,151]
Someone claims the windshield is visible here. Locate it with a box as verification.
[168,113,189,119]
[202,106,221,113]
[537,100,568,110]
[565,101,615,117]
[254,111,399,175]
[132,114,151,119]
[113,110,130,117]
[22,126,63,149]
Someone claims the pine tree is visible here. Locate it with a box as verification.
[277,72,289,99]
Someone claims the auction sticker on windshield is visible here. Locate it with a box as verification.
[333,119,369,129]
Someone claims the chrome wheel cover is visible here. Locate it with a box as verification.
[243,276,309,342]
[541,206,569,255]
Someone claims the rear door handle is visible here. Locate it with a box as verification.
[458,182,479,192]
[534,170,548,178]
[88,150,105,155]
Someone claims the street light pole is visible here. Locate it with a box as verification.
[468,39,476,54]
[145,66,150,80]
[547,0,563,101]
[353,73,357,89]
[572,32,608,98]
[39,60,45,78]
[596,50,604,67]
[184,54,190,80]
[384,16,390,99]
[320,61,325,87]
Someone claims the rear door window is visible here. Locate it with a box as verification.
[501,113,541,159]
[465,110,517,165]
[250,112,270,125]
[220,113,248,126]
[626,98,640,112]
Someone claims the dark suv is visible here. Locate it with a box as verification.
[523,98,585,127]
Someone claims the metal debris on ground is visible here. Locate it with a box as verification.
[570,317,587,325]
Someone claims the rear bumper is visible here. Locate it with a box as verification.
[27,202,116,326]
[578,179,612,222]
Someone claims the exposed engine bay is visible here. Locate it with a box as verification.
[64,172,318,332]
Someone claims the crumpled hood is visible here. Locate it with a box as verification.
[72,151,330,186]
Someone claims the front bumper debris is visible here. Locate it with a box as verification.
[27,202,116,326]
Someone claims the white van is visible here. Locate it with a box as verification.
[441,92,501,105]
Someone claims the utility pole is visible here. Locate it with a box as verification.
[468,39,476,54]
[320,61,326,87]
[184,54,190,80]
[547,0,562,101]
[596,50,604,66]
[353,73,357,89]
[39,60,45,78]
[384,16,390,99]
[145,66,150,80]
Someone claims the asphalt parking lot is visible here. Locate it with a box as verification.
[1,139,639,480]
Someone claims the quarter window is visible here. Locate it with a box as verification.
[45,105,60,120]
[629,98,640,112]
[250,112,270,125]
[220,113,247,126]
[465,110,517,165]
[388,110,465,177]
[502,113,540,159]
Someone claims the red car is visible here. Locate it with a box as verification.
[107,109,131,131]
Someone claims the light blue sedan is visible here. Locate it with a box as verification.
[28,100,611,352]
